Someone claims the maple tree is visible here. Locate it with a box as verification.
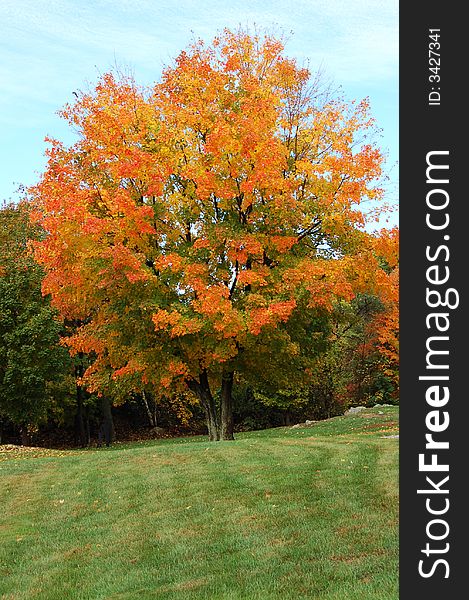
[326,228,399,406]
[31,29,393,440]
[367,227,399,398]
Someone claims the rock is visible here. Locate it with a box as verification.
[374,404,382,408]
[381,434,399,439]
[151,426,166,437]
[292,420,318,428]
[345,406,367,415]
[378,411,384,415]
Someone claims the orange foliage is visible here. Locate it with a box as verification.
[368,229,399,388]
[30,29,393,399]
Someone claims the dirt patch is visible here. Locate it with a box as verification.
[335,524,363,536]
[174,578,208,591]
[175,526,204,538]
[155,578,209,594]
[331,548,387,563]
[364,420,398,429]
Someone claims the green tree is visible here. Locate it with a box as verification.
[0,202,72,444]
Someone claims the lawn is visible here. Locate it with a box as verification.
[0,407,399,600]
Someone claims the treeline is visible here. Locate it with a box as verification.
[0,201,397,447]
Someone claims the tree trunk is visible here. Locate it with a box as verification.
[100,396,115,445]
[20,426,30,446]
[200,370,219,441]
[85,409,91,447]
[188,370,219,441]
[75,383,87,447]
[220,371,235,440]
[74,356,89,447]
[142,390,157,428]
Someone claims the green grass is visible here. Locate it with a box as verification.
[0,407,399,600]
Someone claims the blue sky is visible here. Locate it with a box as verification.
[0,0,398,220]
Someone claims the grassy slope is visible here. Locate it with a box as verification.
[0,407,398,600]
